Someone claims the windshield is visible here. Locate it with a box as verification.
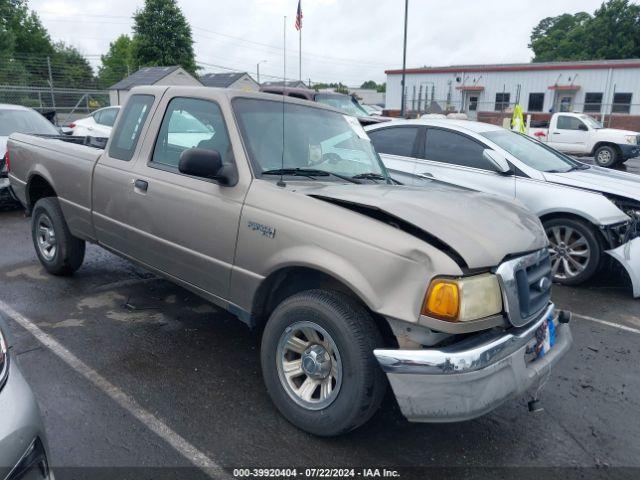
[580,115,603,129]
[233,98,389,181]
[314,93,370,117]
[482,129,581,173]
[0,109,59,136]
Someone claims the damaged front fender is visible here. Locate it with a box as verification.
[606,237,640,298]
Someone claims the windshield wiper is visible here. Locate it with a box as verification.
[261,168,360,184]
[351,172,389,183]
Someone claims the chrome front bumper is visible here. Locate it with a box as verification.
[374,303,572,422]
[606,237,640,298]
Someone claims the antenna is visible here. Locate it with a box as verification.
[277,15,287,188]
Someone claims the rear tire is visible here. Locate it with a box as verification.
[32,197,85,276]
[260,289,386,437]
[543,217,601,286]
[594,145,619,168]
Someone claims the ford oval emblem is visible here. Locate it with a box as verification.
[537,277,551,292]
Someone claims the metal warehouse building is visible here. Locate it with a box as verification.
[385,59,640,126]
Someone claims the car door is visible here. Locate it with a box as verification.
[412,127,516,199]
[124,95,246,301]
[547,115,589,153]
[368,125,423,176]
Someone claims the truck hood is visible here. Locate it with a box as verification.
[543,165,640,203]
[595,128,639,138]
[299,183,547,269]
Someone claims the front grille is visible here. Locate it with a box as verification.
[496,249,552,327]
[515,252,552,319]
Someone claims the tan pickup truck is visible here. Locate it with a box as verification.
[7,86,572,436]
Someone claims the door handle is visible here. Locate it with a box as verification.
[134,179,148,191]
[552,132,561,135]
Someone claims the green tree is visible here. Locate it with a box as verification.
[376,82,386,93]
[131,0,197,74]
[360,80,378,89]
[98,34,134,87]
[529,0,640,61]
[51,42,95,89]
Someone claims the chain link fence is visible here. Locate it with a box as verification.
[0,54,109,125]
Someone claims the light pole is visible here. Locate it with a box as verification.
[257,60,267,84]
[400,0,409,117]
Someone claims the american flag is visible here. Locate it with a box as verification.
[295,0,303,30]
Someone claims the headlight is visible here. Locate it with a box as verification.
[624,135,637,145]
[0,326,8,388]
[422,273,503,322]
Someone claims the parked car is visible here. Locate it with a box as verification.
[8,86,571,436]
[1,104,61,207]
[69,106,120,138]
[366,119,640,295]
[0,315,53,480]
[362,104,383,116]
[528,112,640,167]
[259,85,387,126]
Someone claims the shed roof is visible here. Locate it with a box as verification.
[200,72,251,87]
[109,66,182,90]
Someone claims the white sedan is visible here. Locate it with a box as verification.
[70,106,120,138]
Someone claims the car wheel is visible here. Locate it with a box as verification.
[32,197,85,276]
[544,218,601,286]
[594,146,619,168]
[260,289,386,437]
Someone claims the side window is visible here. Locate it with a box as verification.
[98,108,118,127]
[109,95,155,161]
[424,128,490,170]
[556,115,585,130]
[92,110,103,124]
[152,97,231,170]
[368,127,419,157]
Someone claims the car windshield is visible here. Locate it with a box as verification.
[482,129,581,173]
[314,93,370,117]
[580,115,603,129]
[233,97,389,181]
[0,109,59,136]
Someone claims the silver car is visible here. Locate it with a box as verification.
[0,316,53,480]
[367,119,640,296]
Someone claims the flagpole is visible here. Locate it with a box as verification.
[283,16,287,87]
[299,25,302,82]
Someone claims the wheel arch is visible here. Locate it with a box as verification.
[26,173,57,212]
[539,211,608,249]
[591,141,622,157]
[250,266,397,347]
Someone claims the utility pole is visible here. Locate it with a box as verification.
[400,0,409,117]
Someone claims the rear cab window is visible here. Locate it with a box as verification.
[108,95,155,161]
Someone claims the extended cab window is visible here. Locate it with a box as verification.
[152,97,231,169]
[109,95,155,161]
[424,128,490,170]
[556,116,585,131]
[368,127,420,157]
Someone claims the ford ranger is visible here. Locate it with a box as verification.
[7,86,572,436]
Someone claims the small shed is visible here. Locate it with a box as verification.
[261,80,308,89]
[108,66,201,105]
[200,72,260,92]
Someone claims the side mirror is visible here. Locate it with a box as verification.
[578,123,588,131]
[483,149,512,174]
[178,148,227,183]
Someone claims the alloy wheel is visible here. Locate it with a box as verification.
[546,225,591,280]
[36,214,57,261]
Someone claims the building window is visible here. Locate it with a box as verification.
[584,92,603,113]
[495,93,511,111]
[528,93,544,112]
[612,93,632,114]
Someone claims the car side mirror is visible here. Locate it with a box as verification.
[179,148,228,184]
[578,123,588,131]
[483,149,512,174]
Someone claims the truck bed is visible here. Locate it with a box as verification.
[7,133,103,240]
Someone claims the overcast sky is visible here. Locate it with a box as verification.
[30,0,608,85]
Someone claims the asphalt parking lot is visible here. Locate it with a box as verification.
[1,158,639,479]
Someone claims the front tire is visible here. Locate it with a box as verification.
[544,217,601,286]
[32,197,85,276]
[594,145,620,168]
[260,290,386,437]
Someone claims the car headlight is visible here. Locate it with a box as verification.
[422,273,503,322]
[0,326,8,389]
[624,135,637,145]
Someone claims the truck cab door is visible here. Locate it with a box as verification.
[548,115,590,153]
[124,96,247,302]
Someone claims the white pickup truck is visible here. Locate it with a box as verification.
[528,112,640,168]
